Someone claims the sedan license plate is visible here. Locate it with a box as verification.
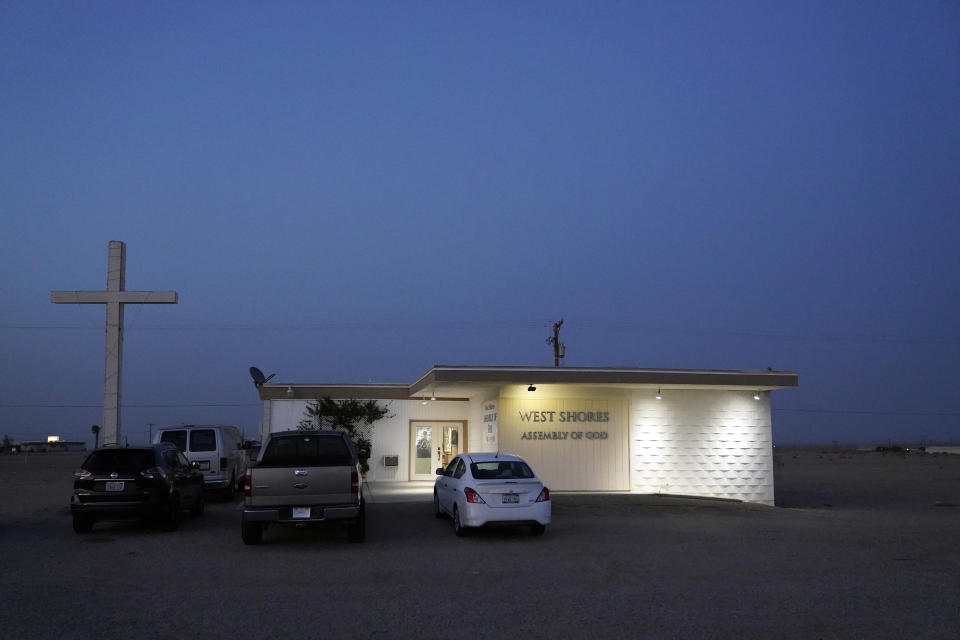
[105,481,124,492]
[292,507,311,519]
[502,493,519,504]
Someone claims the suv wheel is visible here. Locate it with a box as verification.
[241,520,263,545]
[189,491,205,517]
[161,495,180,532]
[72,514,94,534]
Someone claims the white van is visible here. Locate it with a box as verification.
[153,425,248,499]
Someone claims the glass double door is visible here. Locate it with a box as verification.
[410,422,464,481]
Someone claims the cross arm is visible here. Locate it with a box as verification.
[51,291,179,304]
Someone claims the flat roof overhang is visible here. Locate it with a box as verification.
[259,365,798,401]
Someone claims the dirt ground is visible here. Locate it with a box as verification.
[0,449,958,639]
[773,446,960,509]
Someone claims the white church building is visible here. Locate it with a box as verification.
[256,365,798,506]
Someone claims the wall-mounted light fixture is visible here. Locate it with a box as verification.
[421,397,429,405]
[286,386,294,398]
[656,387,662,400]
[754,391,761,401]
[528,384,537,392]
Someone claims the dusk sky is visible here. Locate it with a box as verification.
[2,2,958,447]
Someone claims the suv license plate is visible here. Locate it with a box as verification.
[105,481,124,492]
[502,494,519,504]
[292,507,310,519]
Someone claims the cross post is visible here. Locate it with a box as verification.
[51,241,178,447]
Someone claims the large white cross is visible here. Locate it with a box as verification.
[51,241,178,447]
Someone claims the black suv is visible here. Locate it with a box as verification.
[70,443,205,533]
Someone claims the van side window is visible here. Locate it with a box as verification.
[190,429,217,452]
[159,431,187,453]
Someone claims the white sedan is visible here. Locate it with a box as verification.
[434,453,550,536]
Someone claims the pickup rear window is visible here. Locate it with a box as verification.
[261,435,353,467]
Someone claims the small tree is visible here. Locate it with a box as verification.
[298,397,391,474]
[1,434,12,454]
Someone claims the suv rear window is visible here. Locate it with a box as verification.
[84,450,155,474]
[189,429,216,452]
[261,435,352,467]
[159,430,187,452]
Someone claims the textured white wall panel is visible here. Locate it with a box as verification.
[630,390,774,505]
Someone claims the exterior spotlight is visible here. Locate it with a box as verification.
[528,384,537,392]
[754,391,761,401]
[422,398,429,405]
[656,388,662,400]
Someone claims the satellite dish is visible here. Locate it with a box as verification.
[249,366,275,388]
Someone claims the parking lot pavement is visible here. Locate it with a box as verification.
[364,480,433,503]
[1,452,958,639]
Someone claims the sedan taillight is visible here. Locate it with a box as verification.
[244,469,252,496]
[464,487,486,504]
[536,487,550,502]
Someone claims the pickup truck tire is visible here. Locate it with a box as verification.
[347,498,366,543]
[242,520,264,545]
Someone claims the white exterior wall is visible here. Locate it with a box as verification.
[261,386,779,504]
[264,398,475,481]
[630,389,774,505]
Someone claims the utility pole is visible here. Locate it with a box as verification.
[546,319,565,367]
[147,423,154,444]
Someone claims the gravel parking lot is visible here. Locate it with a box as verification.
[1,450,958,639]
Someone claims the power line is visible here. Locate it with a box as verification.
[774,408,960,417]
[0,402,260,408]
[3,402,957,417]
[2,321,957,345]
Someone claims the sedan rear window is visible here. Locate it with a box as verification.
[189,429,216,452]
[84,450,155,474]
[470,461,534,480]
[261,435,352,467]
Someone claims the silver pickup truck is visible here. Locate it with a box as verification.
[241,430,368,544]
